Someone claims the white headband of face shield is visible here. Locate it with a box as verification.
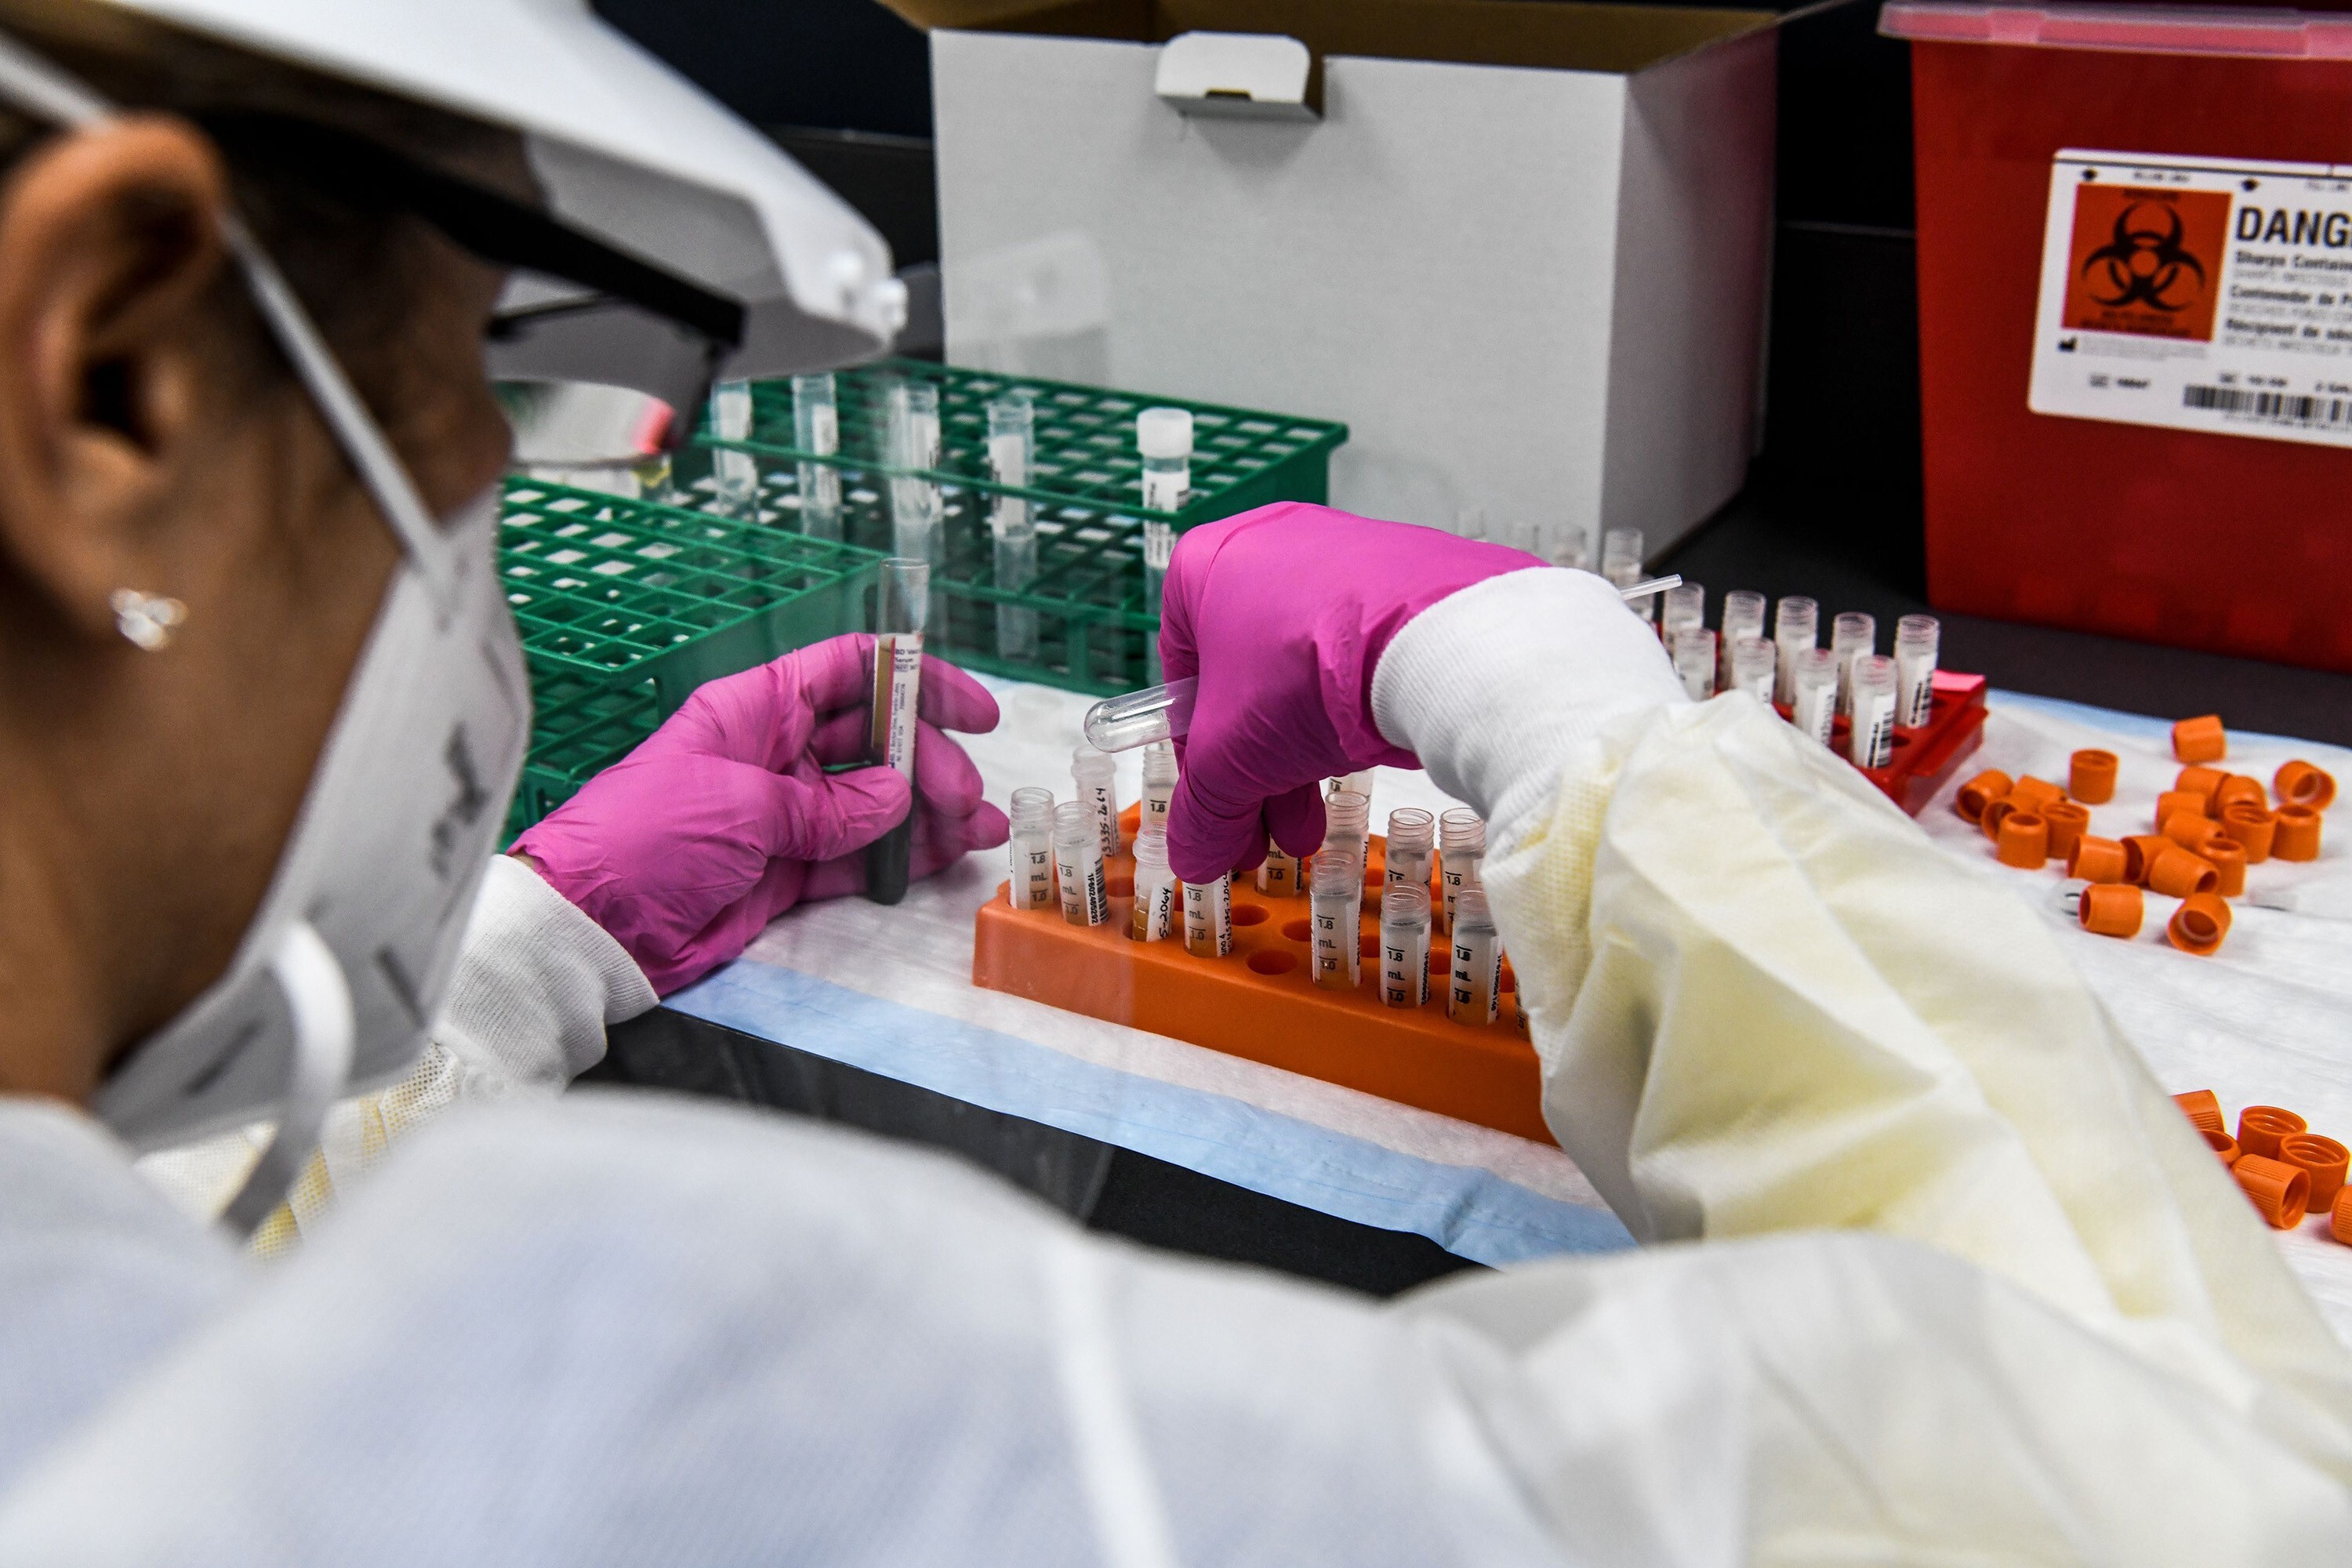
[0,37,530,1232]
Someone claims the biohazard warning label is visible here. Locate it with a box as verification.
[2029,149,2352,448]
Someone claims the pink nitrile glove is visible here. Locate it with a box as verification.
[1159,503,1544,884]
[512,633,1009,994]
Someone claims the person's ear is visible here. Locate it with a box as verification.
[0,115,231,643]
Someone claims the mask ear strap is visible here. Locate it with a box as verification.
[220,920,356,1238]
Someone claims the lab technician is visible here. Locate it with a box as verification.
[0,2,2345,1562]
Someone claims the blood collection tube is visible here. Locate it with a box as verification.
[1325,787,1372,867]
[1385,808,1436,890]
[1848,654,1900,768]
[1895,613,1940,730]
[1140,740,1178,839]
[708,379,757,517]
[1138,407,1192,512]
[1831,612,1876,718]
[1184,872,1233,958]
[1719,590,1766,691]
[1438,808,1485,930]
[1131,832,1178,942]
[1309,851,1363,990]
[863,558,927,905]
[987,392,1038,662]
[1258,840,1302,896]
[1671,627,1718,700]
[1602,527,1652,623]
[1007,786,1056,911]
[1381,884,1433,1007]
[1072,744,1121,860]
[791,372,841,539]
[1661,582,1705,645]
[1730,634,1777,702]
[1449,889,1501,1025]
[1790,647,1839,746]
[1773,596,1819,707]
[1052,800,1109,927]
[1141,518,1174,686]
[886,379,943,568]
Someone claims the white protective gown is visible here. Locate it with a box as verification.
[0,567,2343,1563]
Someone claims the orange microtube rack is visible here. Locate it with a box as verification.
[973,807,1550,1142]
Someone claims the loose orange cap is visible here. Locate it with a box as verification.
[2172,713,2226,764]
[1955,769,2011,824]
[2281,1134,2352,1218]
[2069,749,2118,804]
[2206,1128,2241,1167]
[2068,835,2129,884]
[2172,1088,2224,1133]
[2040,799,2090,861]
[2238,1105,2307,1160]
[2274,805,2323,862]
[2122,834,2172,884]
[2335,1187,2352,1247]
[2154,790,2209,832]
[2160,811,2225,855]
[2009,776,2063,810]
[1995,811,2049,869]
[2166,891,2231,955]
[2276,760,2337,811]
[2212,775,2267,817]
[2077,882,2142,938]
[2234,1154,2309,1229]
[2175,764,2227,803]
[2203,837,2247,898]
[1980,793,2020,840]
[2220,804,2276,863]
[2146,846,2219,899]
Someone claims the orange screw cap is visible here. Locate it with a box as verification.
[2172,713,2226,764]
[2282,1134,2352,1218]
[2275,760,2337,811]
[2122,835,2171,884]
[2335,1187,2352,1247]
[2234,1154,2310,1229]
[2154,790,2209,831]
[2175,764,2227,803]
[1955,769,2011,824]
[2202,837,2247,898]
[2068,836,2129,884]
[2160,811,2225,855]
[2040,799,2090,861]
[1995,811,2049,869]
[2146,846,2219,899]
[2172,1088,2225,1134]
[2166,891,2231,955]
[2068,749,2118,804]
[2206,1129,2241,1167]
[2009,776,2064,810]
[2274,805,2323,862]
[2220,804,2276,863]
[2077,882,2143,938]
[2237,1105,2307,1160]
[2211,775,2267,817]
[1980,794,2020,840]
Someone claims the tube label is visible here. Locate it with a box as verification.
[1792,682,1838,748]
[1143,465,1187,513]
[1311,897,1359,989]
[1086,781,1121,859]
[1439,854,1482,928]
[869,633,922,779]
[1144,782,1174,838]
[1897,655,1936,729]
[1056,848,1109,927]
[1450,930,1501,1025]
[1131,877,1177,942]
[1014,836,1054,910]
[1382,925,1430,1007]
[1258,845,1300,895]
[1183,874,1232,957]
[1852,687,1898,770]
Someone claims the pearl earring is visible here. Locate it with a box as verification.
[110,589,187,651]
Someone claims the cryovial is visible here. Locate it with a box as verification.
[1454,504,1488,543]
[1790,647,1839,747]
[1438,808,1485,930]
[987,393,1039,662]
[1544,521,1595,573]
[1138,407,1193,512]
[1140,740,1178,839]
[1849,654,1900,768]
[1380,884,1433,1008]
[1324,788,1372,867]
[1309,851,1363,990]
[1672,626,1718,701]
[1131,832,1178,942]
[864,558,927,906]
[1007,786,1056,911]
[1730,634,1777,703]
[1895,613,1940,730]
[1258,838,1302,896]
[1601,527,1653,623]
[1831,612,1876,718]
[1053,800,1109,927]
[1449,889,1502,1025]
[1719,590,1766,690]
[1184,872,1233,958]
[791,373,841,540]
[1386,808,1436,891]
[1072,744,1121,859]
[1142,519,1174,685]
[708,379,757,517]
[887,379,943,572]
[1661,582,1705,645]
[1773,595,1818,708]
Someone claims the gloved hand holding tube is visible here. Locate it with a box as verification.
[512,631,1007,993]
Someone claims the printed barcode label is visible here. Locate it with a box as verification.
[2182,385,2352,427]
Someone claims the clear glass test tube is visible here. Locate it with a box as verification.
[1849,653,1900,768]
[988,393,1038,662]
[1790,646,1839,747]
[1053,800,1109,927]
[1381,884,1433,1008]
[1072,744,1120,861]
[1773,596,1819,708]
[1602,527,1651,623]
[1083,678,1196,753]
[1385,808,1436,891]
[709,379,757,517]
[1448,889,1501,1025]
[1672,626,1718,701]
[1730,634,1777,703]
[1138,407,1192,512]
[1661,582,1705,645]
[1438,808,1485,930]
[1183,872,1232,958]
[1895,613,1940,730]
[1131,832,1178,942]
[887,380,943,583]
[1142,519,1174,686]
[864,558,929,906]
[1831,612,1876,718]
[1309,851,1363,991]
[1720,590,1766,690]
[792,372,841,540]
[1007,786,1056,911]
[1140,741,1178,839]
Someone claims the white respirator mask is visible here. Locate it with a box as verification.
[0,38,528,1230]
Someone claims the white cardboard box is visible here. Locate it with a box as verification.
[914,1,1778,557]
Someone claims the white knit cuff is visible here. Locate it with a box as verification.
[431,855,659,1092]
[1370,568,1686,846]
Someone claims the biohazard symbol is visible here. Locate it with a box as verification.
[2080,202,2205,312]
